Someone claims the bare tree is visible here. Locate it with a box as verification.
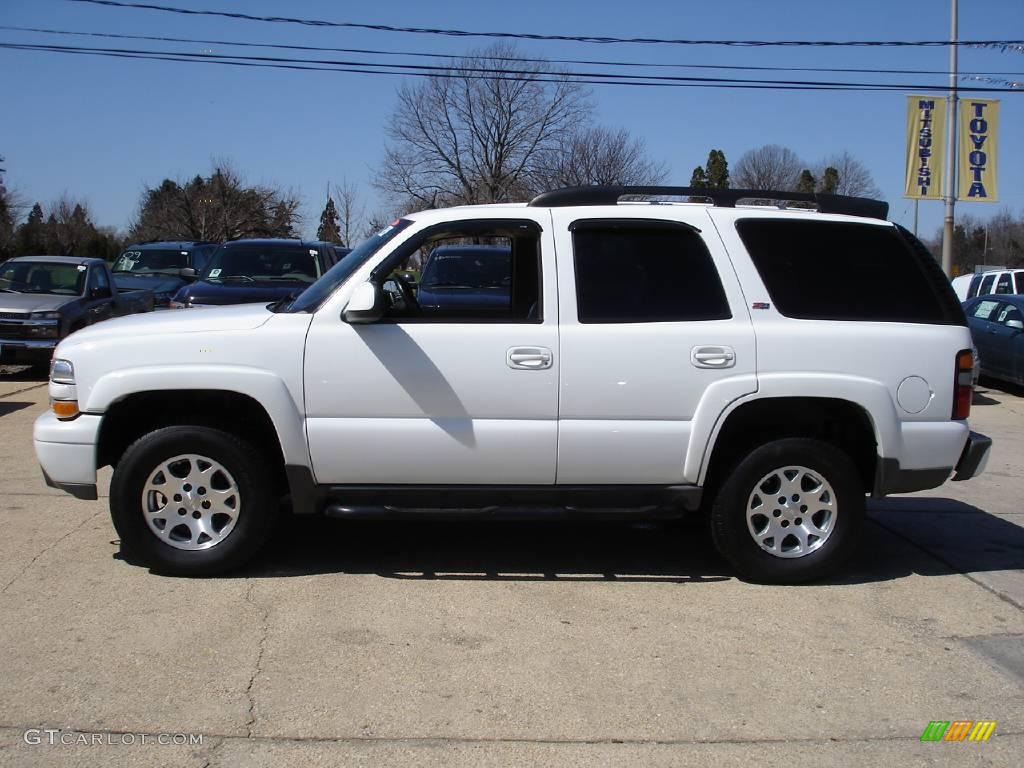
[333,178,366,247]
[377,43,591,207]
[530,126,666,191]
[44,195,96,255]
[732,144,804,191]
[814,151,881,198]
[130,161,300,242]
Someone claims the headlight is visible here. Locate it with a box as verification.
[50,359,75,384]
[30,311,61,320]
[27,322,60,338]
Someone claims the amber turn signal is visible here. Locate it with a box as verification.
[52,400,80,419]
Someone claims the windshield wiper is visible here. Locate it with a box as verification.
[209,275,255,283]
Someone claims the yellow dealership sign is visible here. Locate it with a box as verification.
[959,99,999,202]
[905,96,945,199]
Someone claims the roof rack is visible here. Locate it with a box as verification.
[527,186,888,220]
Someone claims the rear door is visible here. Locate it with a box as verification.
[551,209,756,484]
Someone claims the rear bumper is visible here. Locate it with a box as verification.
[952,431,992,481]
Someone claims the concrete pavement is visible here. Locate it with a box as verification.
[0,369,1021,767]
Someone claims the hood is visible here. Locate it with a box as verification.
[112,273,185,296]
[174,280,304,306]
[416,285,510,309]
[58,302,274,352]
[0,292,77,314]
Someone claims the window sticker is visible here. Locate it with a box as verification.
[309,249,318,256]
[209,268,222,278]
[77,265,87,271]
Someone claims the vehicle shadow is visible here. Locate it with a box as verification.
[972,390,1001,406]
[227,516,733,583]
[0,363,48,382]
[0,401,33,417]
[159,495,1019,585]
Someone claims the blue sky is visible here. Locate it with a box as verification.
[1,0,1022,241]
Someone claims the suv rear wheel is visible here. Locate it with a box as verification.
[110,426,277,576]
[710,438,864,584]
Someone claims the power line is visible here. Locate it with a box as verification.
[65,0,1024,49]
[3,41,1020,92]
[4,24,1023,78]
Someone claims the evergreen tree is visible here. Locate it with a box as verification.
[317,196,342,243]
[689,166,708,189]
[796,170,817,194]
[705,149,729,189]
[15,203,46,255]
[819,167,840,194]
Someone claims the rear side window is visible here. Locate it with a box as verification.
[995,273,1013,294]
[970,299,999,320]
[736,219,962,325]
[979,274,996,295]
[1015,272,1024,294]
[572,221,730,323]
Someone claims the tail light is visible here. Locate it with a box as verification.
[953,349,973,420]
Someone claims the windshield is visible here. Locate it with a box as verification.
[203,244,321,284]
[0,261,86,295]
[420,247,512,289]
[286,219,413,313]
[114,249,188,275]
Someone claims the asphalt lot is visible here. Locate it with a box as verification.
[0,363,1021,767]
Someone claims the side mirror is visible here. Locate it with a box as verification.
[343,281,385,324]
[179,267,197,279]
[89,286,109,300]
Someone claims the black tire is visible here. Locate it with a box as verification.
[110,426,278,576]
[709,438,864,584]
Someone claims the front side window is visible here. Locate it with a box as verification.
[377,221,541,323]
[995,273,1013,294]
[737,220,955,324]
[967,274,983,298]
[1015,271,1024,294]
[995,303,1024,327]
[979,274,996,295]
[572,221,730,323]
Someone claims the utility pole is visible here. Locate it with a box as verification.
[941,0,959,276]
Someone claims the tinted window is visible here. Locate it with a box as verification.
[995,303,1023,326]
[1015,272,1024,294]
[968,274,982,298]
[979,274,996,295]
[572,222,729,323]
[90,266,110,295]
[192,246,215,272]
[204,244,320,283]
[970,299,999,320]
[736,220,956,324]
[995,273,1012,294]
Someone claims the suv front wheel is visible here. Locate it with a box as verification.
[110,426,277,576]
[710,438,864,584]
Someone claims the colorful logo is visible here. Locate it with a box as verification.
[920,721,996,742]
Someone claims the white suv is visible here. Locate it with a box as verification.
[33,186,991,583]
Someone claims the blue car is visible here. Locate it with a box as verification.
[112,241,216,307]
[964,295,1024,386]
[415,244,512,312]
[170,239,349,308]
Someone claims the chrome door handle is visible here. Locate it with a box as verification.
[507,346,553,370]
[691,345,736,368]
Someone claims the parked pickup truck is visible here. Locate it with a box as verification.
[1,256,154,364]
[33,186,991,583]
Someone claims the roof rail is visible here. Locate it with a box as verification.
[527,185,888,220]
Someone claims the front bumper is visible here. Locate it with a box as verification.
[952,430,992,481]
[0,338,58,359]
[33,410,102,500]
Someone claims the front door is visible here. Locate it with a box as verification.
[303,215,559,485]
